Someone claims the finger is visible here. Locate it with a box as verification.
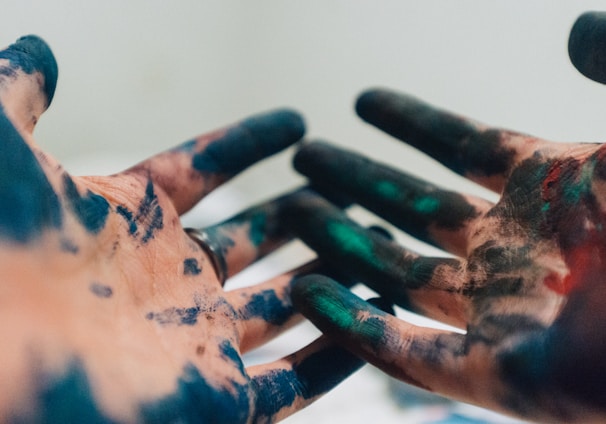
[291,275,504,413]
[247,297,393,422]
[188,188,317,284]
[294,141,492,256]
[122,109,305,215]
[0,35,58,135]
[355,88,545,193]
[230,254,365,353]
[281,192,468,327]
[569,12,606,84]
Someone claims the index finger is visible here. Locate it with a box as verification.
[121,109,305,215]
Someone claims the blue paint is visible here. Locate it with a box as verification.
[115,180,163,244]
[60,238,79,254]
[183,258,201,275]
[0,106,62,243]
[140,363,250,424]
[146,297,202,326]
[116,205,137,235]
[171,139,196,153]
[219,340,246,376]
[63,175,109,234]
[89,282,113,298]
[139,180,163,244]
[241,288,293,326]
[192,109,304,175]
[0,35,58,105]
[12,358,115,423]
[251,344,364,420]
[20,356,251,423]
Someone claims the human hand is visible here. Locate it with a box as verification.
[285,13,606,422]
[0,36,366,423]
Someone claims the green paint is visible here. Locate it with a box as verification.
[541,202,550,213]
[327,220,376,264]
[248,212,266,246]
[375,180,400,199]
[563,161,594,204]
[313,294,356,331]
[412,196,440,214]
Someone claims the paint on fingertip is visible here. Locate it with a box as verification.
[0,35,58,105]
[183,258,201,275]
[192,109,304,176]
[89,282,113,298]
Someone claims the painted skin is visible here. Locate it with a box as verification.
[0,36,370,423]
[286,13,606,423]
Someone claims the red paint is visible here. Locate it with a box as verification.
[545,235,604,295]
[541,161,562,202]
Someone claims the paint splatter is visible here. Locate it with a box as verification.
[183,258,201,275]
[116,180,163,244]
[89,282,113,298]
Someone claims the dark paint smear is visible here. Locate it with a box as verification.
[488,157,550,237]
[355,89,516,178]
[251,344,364,421]
[0,106,62,243]
[115,180,163,244]
[0,35,58,104]
[241,288,294,326]
[89,282,113,298]
[569,12,606,84]
[21,357,252,423]
[183,258,201,275]
[219,340,246,377]
[138,180,164,243]
[192,109,304,176]
[146,304,202,326]
[12,358,116,424]
[294,142,479,246]
[60,238,79,254]
[465,314,546,352]
[116,206,137,235]
[63,174,110,234]
[141,363,250,424]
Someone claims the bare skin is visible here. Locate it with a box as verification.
[0,36,366,423]
[286,12,606,424]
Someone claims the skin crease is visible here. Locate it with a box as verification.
[285,12,606,424]
[0,36,370,423]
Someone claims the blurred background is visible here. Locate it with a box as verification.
[3,2,606,422]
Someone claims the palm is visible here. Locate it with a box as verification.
[0,36,364,423]
[286,88,606,422]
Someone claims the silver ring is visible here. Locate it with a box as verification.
[185,228,228,285]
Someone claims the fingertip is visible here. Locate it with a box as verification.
[3,35,59,106]
[192,108,306,176]
[241,107,306,147]
[355,87,393,121]
[569,11,606,84]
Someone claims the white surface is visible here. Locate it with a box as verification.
[4,2,606,423]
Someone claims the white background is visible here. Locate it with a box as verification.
[3,2,606,423]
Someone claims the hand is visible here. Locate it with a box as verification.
[0,36,365,423]
[285,12,606,423]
